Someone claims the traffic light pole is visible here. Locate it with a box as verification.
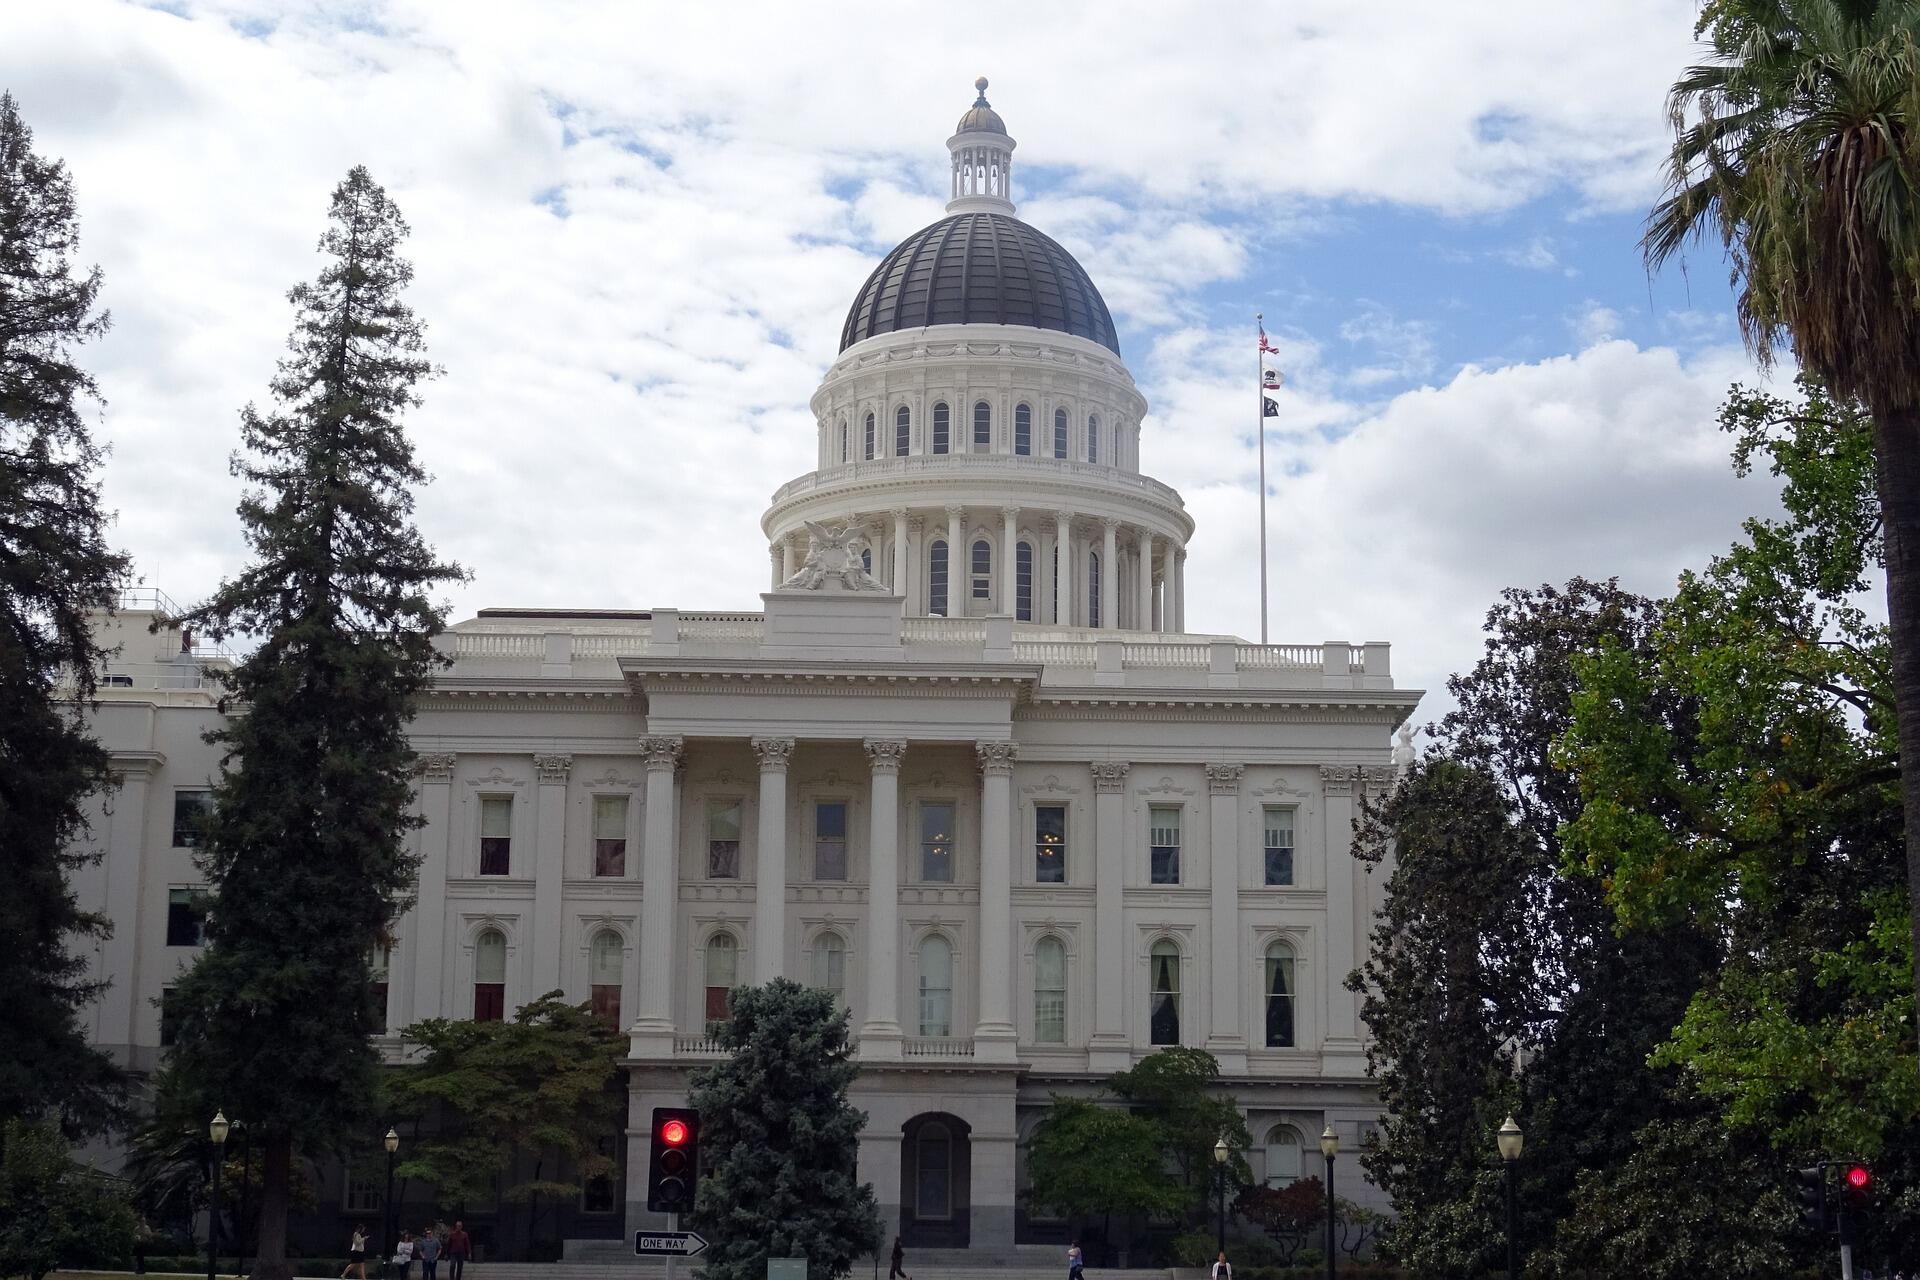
[1837,1196,1852,1280]
[664,1214,677,1280]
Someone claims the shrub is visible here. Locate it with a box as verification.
[1170,1230,1218,1266]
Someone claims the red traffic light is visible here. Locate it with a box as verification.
[660,1118,689,1146]
[1845,1165,1870,1190]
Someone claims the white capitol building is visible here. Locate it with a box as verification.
[72,80,1417,1260]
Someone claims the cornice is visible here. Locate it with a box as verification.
[623,659,1040,698]
[763,466,1193,540]
[1020,688,1422,723]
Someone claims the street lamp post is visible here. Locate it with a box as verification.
[1212,1136,1231,1258]
[1319,1126,1339,1280]
[207,1111,230,1280]
[383,1128,400,1279]
[1496,1117,1524,1280]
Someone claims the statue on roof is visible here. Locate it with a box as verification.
[778,520,890,593]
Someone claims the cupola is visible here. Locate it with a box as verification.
[947,77,1016,215]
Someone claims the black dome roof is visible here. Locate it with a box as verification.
[839,212,1121,356]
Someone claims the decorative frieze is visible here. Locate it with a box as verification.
[1320,764,1361,796]
[1205,763,1245,795]
[751,736,797,771]
[864,737,908,774]
[532,753,573,783]
[1089,761,1131,792]
[413,752,457,783]
[975,740,1018,775]
[638,735,683,770]
[1360,765,1398,797]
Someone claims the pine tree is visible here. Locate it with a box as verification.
[0,89,131,1138]
[165,165,463,1280]
[688,980,881,1280]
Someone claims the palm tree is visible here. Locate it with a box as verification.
[1645,0,1920,1044]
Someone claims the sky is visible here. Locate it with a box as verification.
[5,0,1794,729]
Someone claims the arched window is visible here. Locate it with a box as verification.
[971,539,992,600]
[862,547,873,575]
[1264,940,1296,1048]
[813,931,847,1008]
[919,934,953,1036]
[1034,936,1066,1043]
[704,932,738,1035]
[932,401,950,454]
[474,928,506,1022]
[1087,413,1100,463]
[916,1122,953,1218]
[839,418,849,464]
[1053,407,1068,458]
[973,401,992,452]
[1015,541,1034,621]
[1265,1125,1303,1188]
[895,405,910,456]
[929,540,949,616]
[1149,938,1179,1045]
[1014,403,1032,455]
[589,929,623,1025]
[864,412,876,460]
[1087,551,1102,628]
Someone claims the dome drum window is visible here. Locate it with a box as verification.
[895,405,911,457]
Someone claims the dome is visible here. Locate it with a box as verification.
[956,76,1006,134]
[839,211,1121,356]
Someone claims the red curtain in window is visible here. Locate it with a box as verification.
[591,984,621,1026]
[474,983,505,1022]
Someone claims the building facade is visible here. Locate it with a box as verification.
[70,81,1417,1260]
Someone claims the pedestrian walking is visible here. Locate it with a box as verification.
[1067,1241,1084,1280]
[1211,1252,1231,1280]
[889,1236,910,1280]
[444,1223,470,1280]
[390,1231,415,1280]
[415,1226,442,1280]
[341,1228,368,1280]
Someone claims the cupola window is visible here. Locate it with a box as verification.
[973,401,991,452]
[864,412,876,461]
[1087,414,1100,464]
[932,401,950,454]
[1014,403,1032,455]
[1053,408,1068,458]
[895,405,910,456]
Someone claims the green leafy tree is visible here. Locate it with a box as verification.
[1024,1096,1188,1235]
[386,993,625,1246]
[0,1118,139,1280]
[162,165,464,1280]
[687,979,880,1280]
[1108,1047,1251,1220]
[0,89,130,1138]
[1644,0,1920,1040]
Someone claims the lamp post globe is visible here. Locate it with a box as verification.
[1320,1126,1339,1280]
[1496,1117,1523,1280]
[207,1113,229,1280]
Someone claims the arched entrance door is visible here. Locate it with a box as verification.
[899,1112,972,1248]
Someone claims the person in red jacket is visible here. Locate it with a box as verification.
[444,1223,471,1280]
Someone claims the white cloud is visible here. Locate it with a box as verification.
[1571,300,1625,344]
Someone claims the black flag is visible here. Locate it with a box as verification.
[1263,396,1279,418]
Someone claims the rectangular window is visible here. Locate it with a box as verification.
[159,986,182,1047]
[707,799,742,878]
[172,790,211,847]
[1150,805,1181,884]
[369,944,391,1034]
[593,795,629,877]
[343,1165,382,1214]
[920,802,955,883]
[1263,807,1295,886]
[1034,805,1066,884]
[478,795,512,876]
[581,1166,618,1215]
[971,541,992,599]
[166,887,207,947]
[814,801,848,881]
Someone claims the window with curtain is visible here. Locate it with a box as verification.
[973,401,991,451]
[589,929,623,1025]
[814,800,848,880]
[1014,403,1032,455]
[1265,940,1296,1047]
[1149,939,1180,1045]
[864,412,875,460]
[1016,541,1034,621]
[1087,551,1102,628]
[705,932,738,1034]
[1035,804,1066,884]
[1034,936,1066,1043]
[929,540,949,616]
[593,794,628,877]
[1265,1126,1303,1187]
[895,404,910,456]
[813,931,846,1007]
[919,934,953,1036]
[707,799,742,878]
[474,928,506,1021]
[1150,805,1181,884]
[1053,407,1068,458]
[1087,413,1100,463]
[1263,807,1295,886]
[369,943,391,1033]
[166,887,207,947]
[479,795,512,875]
[932,401,950,454]
[971,539,992,599]
[172,790,211,846]
[920,801,955,882]
[916,1123,952,1217]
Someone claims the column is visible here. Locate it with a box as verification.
[1137,532,1154,635]
[1205,764,1248,1072]
[751,736,794,982]
[1101,518,1119,631]
[770,545,783,590]
[407,753,456,1021]
[860,738,907,1058]
[97,757,157,1050]
[906,517,924,610]
[890,509,910,595]
[1173,548,1187,632]
[1054,511,1074,626]
[1088,761,1131,1071]
[781,537,798,582]
[531,753,572,995]
[946,505,965,601]
[631,735,682,1053]
[1000,506,1020,615]
[1320,765,1366,1070]
[974,741,1018,1061]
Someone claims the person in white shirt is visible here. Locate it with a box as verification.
[1210,1251,1231,1280]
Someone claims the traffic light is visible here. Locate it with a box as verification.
[1842,1163,1872,1208]
[1791,1164,1828,1233]
[646,1107,700,1213]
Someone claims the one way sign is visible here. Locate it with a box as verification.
[635,1231,709,1257]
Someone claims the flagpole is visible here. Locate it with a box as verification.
[1256,312,1269,644]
